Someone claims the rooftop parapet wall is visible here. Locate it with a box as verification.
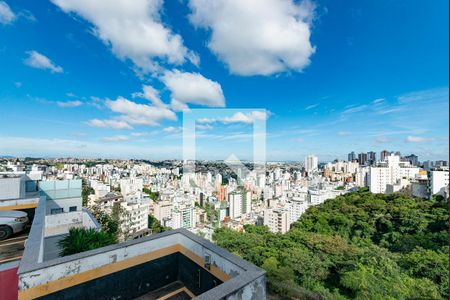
[39,179,82,200]
[0,195,40,210]
[18,228,266,300]
[44,208,101,237]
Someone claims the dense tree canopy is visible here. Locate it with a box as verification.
[213,188,448,299]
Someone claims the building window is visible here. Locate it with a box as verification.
[69,206,77,212]
[51,208,63,214]
[25,180,37,192]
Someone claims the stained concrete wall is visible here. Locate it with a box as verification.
[44,210,99,237]
[18,229,266,300]
[19,233,181,290]
[35,253,223,300]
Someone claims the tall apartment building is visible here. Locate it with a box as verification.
[430,168,449,197]
[369,154,420,194]
[96,192,149,240]
[263,208,291,234]
[367,151,376,165]
[153,200,173,222]
[404,154,419,166]
[380,150,390,162]
[171,206,195,229]
[119,177,143,196]
[288,195,308,224]
[358,152,368,166]
[348,151,356,162]
[355,166,370,187]
[228,189,251,219]
[304,154,318,173]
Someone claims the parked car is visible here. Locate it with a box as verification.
[0,210,28,240]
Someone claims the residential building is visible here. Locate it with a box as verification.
[410,179,429,199]
[430,168,449,197]
[369,154,420,194]
[380,150,390,162]
[404,154,419,167]
[367,151,376,165]
[288,195,308,224]
[263,208,291,234]
[228,189,251,219]
[304,155,318,173]
[171,206,195,229]
[119,177,143,196]
[96,192,150,240]
[358,152,368,166]
[348,151,356,162]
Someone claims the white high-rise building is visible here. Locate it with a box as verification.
[228,190,251,219]
[153,200,173,222]
[355,166,370,187]
[369,154,420,194]
[96,192,149,240]
[305,155,318,173]
[119,177,143,196]
[288,195,308,224]
[369,167,390,194]
[430,168,449,197]
[264,208,291,234]
[171,206,195,229]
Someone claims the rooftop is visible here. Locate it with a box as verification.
[18,227,266,299]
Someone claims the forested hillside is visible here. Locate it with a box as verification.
[213,188,449,299]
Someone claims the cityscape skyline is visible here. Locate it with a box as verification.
[0,0,448,161]
[0,1,448,299]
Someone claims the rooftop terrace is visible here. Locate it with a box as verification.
[18,227,266,299]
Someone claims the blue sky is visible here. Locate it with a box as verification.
[0,0,448,161]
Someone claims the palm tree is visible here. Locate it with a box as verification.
[58,227,117,257]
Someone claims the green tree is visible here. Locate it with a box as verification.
[148,214,168,234]
[89,205,121,238]
[212,189,449,299]
[58,228,117,256]
[82,185,94,207]
[143,188,159,201]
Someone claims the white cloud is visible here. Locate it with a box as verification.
[162,70,225,107]
[0,135,182,158]
[376,107,404,115]
[342,105,368,114]
[188,0,315,76]
[337,131,351,136]
[305,103,319,110]
[222,111,268,124]
[102,135,129,142]
[170,99,190,112]
[197,111,269,125]
[130,132,147,137]
[57,100,82,107]
[0,1,15,24]
[132,85,166,108]
[398,88,449,104]
[163,126,181,133]
[372,98,385,104]
[23,51,63,73]
[51,0,198,73]
[374,136,390,144]
[196,124,213,130]
[86,119,133,129]
[406,136,434,143]
[106,96,176,126]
